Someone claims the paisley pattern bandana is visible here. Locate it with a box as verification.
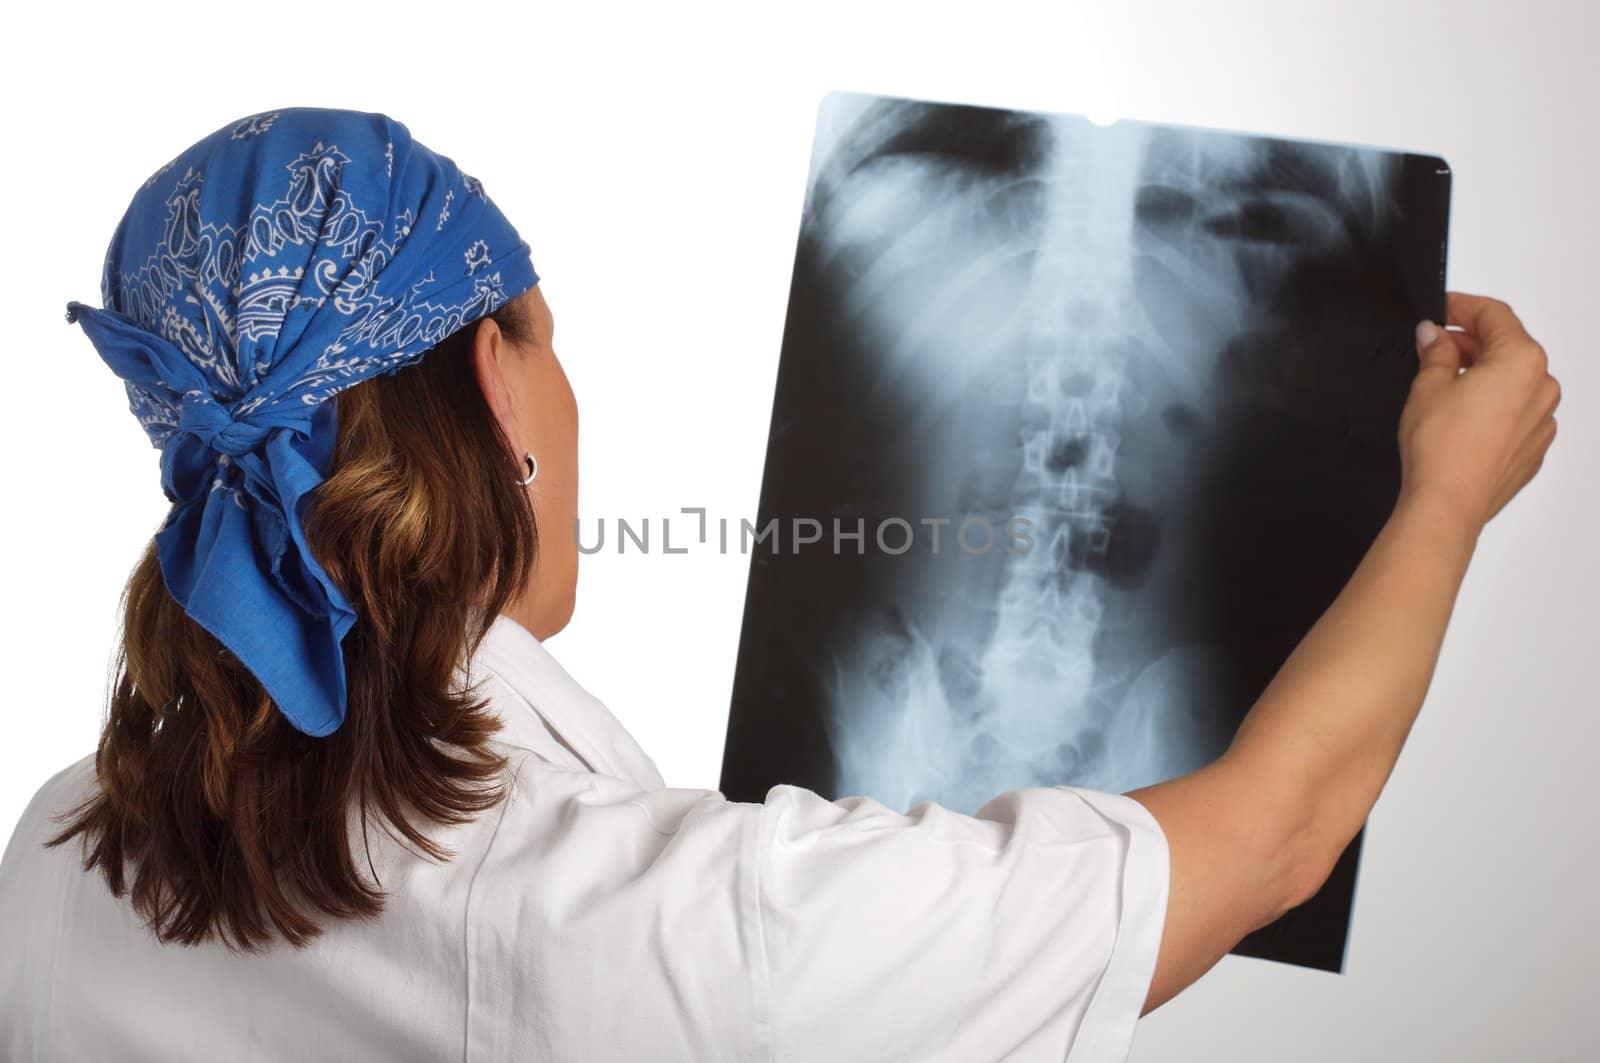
[66,107,540,737]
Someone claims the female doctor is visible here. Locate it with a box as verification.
[0,108,1560,1062]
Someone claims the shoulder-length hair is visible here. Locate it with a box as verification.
[46,296,539,950]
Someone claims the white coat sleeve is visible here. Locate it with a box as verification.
[469,756,1168,1063]
[754,782,1170,1062]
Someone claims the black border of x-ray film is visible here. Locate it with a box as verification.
[720,89,1451,975]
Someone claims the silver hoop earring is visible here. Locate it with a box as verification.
[516,451,539,486]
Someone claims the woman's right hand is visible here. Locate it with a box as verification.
[1397,291,1562,530]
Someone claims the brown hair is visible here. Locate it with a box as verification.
[46,296,539,951]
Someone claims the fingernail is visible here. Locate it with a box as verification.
[1415,319,1440,351]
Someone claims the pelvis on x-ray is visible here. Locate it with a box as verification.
[720,90,1451,973]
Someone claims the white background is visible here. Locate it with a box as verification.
[2,2,1594,1059]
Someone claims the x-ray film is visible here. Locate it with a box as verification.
[719,90,1451,973]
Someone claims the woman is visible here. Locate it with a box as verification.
[0,108,1560,1062]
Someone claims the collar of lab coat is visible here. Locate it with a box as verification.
[465,612,666,791]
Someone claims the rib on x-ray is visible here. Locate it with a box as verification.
[720,90,1451,973]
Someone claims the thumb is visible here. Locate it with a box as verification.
[1414,319,1462,379]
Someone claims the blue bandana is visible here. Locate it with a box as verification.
[66,107,540,737]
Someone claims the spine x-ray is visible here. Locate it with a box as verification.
[720,90,1451,973]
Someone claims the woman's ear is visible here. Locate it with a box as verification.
[469,316,523,460]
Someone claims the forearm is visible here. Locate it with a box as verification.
[1127,487,1482,1015]
[1221,487,1481,885]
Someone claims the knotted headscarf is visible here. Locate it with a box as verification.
[67,107,540,737]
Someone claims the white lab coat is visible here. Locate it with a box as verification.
[0,613,1170,1062]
